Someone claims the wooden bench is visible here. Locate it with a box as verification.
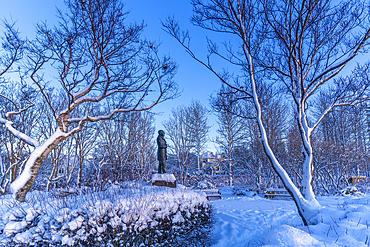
[264,188,291,199]
[201,189,222,200]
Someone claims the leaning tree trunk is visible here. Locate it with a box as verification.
[252,93,321,225]
[251,80,321,225]
[10,130,67,202]
[244,46,321,225]
[237,9,321,223]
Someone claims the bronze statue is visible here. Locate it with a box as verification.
[157,130,167,174]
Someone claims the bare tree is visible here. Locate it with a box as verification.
[211,86,245,186]
[73,117,100,188]
[187,100,211,171]
[0,82,37,194]
[98,107,131,181]
[311,83,370,194]
[164,0,370,225]
[127,112,156,181]
[0,0,177,201]
[0,21,26,193]
[261,0,370,205]
[163,105,194,185]
[90,109,156,183]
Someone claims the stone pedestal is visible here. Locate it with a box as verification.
[152,174,176,188]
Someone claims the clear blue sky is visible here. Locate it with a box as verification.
[0,0,222,152]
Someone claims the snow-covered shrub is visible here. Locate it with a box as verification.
[338,186,363,196]
[0,184,212,246]
[352,177,370,194]
[186,170,218,189]
[232,186,256,196]
[196,180,216,190]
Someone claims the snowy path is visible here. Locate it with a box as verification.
[211,188,370,247]
[211,188,302,246]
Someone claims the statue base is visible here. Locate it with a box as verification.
[152,173,177,188]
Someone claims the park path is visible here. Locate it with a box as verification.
[210,188,302,247]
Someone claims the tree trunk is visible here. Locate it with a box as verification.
[182,163,185,185]
[46,165,57,192]
[10,164,17,183]
[302,149,315,200]
[197,145,201,171]
[298,112,317,202]
[10,130,66,202]
[246,47,321,225]
[252,85,321,225]
[77,156,84,188]
[229,161,233,187]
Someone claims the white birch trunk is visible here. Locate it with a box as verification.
[236,6,321,225]
[229,144,233,187]
[197,147,201,171]
[229,160,233,187]
[10,129,67,201]
[77,159,83,188]
[298,110,316,201]
[252,88,320,225]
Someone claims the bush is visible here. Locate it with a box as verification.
[337,186,363,196]
[0,184,212,246]
[232,186,256,196]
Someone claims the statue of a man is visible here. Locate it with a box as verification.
[157,130,167,174]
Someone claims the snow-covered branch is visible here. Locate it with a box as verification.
[5,102,35,119]
[0,115,39,147]
[3,0,177,202]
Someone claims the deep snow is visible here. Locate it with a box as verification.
[212,187,370,246]
[0,185,370,246]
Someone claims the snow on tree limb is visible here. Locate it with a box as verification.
[164,0,370,226]
[0,0,177,202]
[10,129,68,201]
[0,115,39,148]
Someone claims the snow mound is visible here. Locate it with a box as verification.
[152,173,176,182]
[338,186,362,196]
[232,186,256,196]
[263,225,323,247]
[197,180,216,190]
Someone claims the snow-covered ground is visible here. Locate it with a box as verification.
[212,187,370,247]
[1,185,370,246]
